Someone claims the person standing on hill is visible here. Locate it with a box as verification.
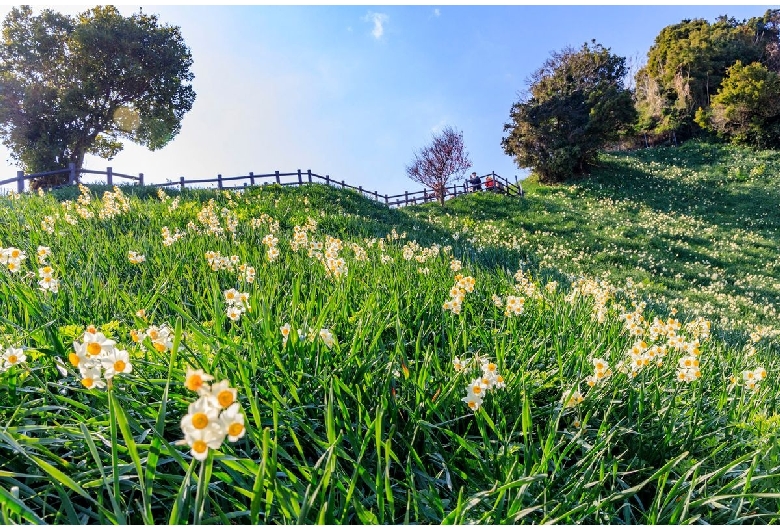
[485,174,495,191]
[469,172,482,192]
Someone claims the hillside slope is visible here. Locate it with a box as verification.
[0,149,778,524]
[411,140,780,337]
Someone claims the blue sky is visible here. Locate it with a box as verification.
[1,4,777,195]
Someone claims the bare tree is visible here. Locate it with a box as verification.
[406,126,471,206]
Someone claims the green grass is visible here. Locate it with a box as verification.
[0,145,778,524]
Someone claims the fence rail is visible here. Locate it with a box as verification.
[1,164,522,208]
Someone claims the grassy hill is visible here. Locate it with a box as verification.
[0,140,778,524]
[411,140,780,338]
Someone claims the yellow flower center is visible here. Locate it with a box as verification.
[86,325,97,334]
[191,412,209,430]
[87,342,102,356]
[7,355,18,364]
[153,342,167,352]
[149,330,159,340]
[114,360,126,372]
[472,385,482,395]
[10,249,20,258]
[186,375,203,392]
[228,422,244,437]
[192,440,207,454]
[217,390,234,408]
[82,377,94,388]
[69,352,80,366]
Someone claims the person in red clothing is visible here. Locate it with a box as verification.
[485,175,495,191]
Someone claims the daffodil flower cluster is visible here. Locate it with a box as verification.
[128,251,146,264]
[41,215,56,234]
[204,250,239,271]
[98,187,131,220]
[585,358,613,387]
[161,226,185,247]
[37,264,59,293]
[454,356,506,411]
[280,323,336,349]
[566,277,614,323]
[401,241,441,263]
[350,243,368,261]
[179,368,246,461]
[513,268,540,299]
[443,274,476,315]
[562,389,585,409]
[450,259,462,272]
[737,366,767,390]
[224,288,250,321]
[250,213,280,233]
[262,234,280,261]
[0,247,26,274]
[196,199,227,237]
[129,324,174,353]
[504,295,525,316]
[676,355,701,382]
[307,236,347,278]
[0,346,26,373]
[290,218,318,252]
[70,325,132,389]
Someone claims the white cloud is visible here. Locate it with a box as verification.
[433,8,440,17]
[363,11,388,40]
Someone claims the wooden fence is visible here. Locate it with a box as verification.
[0,164,522,208]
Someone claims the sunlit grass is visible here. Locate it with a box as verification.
[0,152,778,523]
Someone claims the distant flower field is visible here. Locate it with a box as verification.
[0,149,779,523]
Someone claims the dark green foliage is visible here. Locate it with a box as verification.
[501,40,637,183]
[695,61,780,148]
[0,6,195,185]
[635,10,780,140]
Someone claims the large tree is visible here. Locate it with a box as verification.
[406,126,471,206]
[635,10,780,140]
[695,61,780,148]
[0,6,196,186]
[502,40,636,183]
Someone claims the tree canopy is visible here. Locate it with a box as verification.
[502,41,636,183]
[406,126,471,206]
[695,61,780,148]
[635,10,780,140]
[0,6,195,182]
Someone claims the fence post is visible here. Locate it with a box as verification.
[16,170,24,193]
[359,185,363,194]
[298,169,302,185]
[341,180,345,188]
[69,163,77,185]
[307,169,312,183]
[385,194,388,205]
[107,166,113,186]
[138,173,144,186]
[325,175,330,186]
[405,190,409,205]
[275,171,280,184]
[180,177,185,190]
[217,174,223,189]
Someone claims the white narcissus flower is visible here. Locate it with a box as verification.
[206,380,237,409]
[181,396,223,439]
[82,330,116,358]
[220,402,246,443]
[102,349,133,379]
[80,365,106,389]
[2,347,26,369]
[185,367,214,394]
